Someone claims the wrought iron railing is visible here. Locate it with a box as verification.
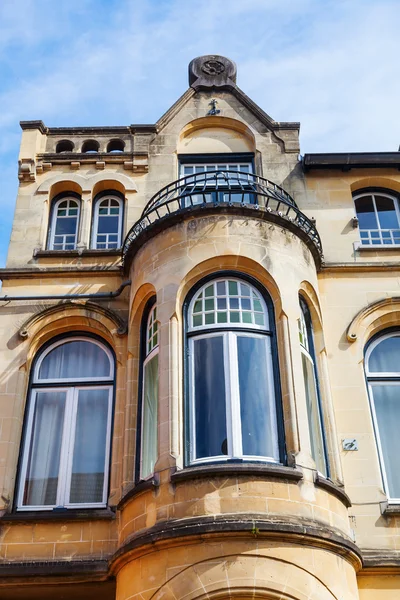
[123,170,323,262]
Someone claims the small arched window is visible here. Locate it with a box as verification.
[56,140,74,153]
[299,297,328,476]
[17,336,114,510]
[107,139,125,153]
[139,303,159,479]
[354,190,400,246]
[81,140,99,153]
[185,276,282,465]
[48,195,80,250]
[91,193,124,249]
[366,332,400,500]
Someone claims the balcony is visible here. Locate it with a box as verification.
[122,170,323,267]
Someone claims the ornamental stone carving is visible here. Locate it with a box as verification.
[189,54,237,90]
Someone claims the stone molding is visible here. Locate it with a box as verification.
[35,171,138,195]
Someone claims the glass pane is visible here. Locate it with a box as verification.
[193,336,227,459]
[55,216,77,235]
[375,195,399,229]
[372,384,400,498]
[39,340,111,380]
[141,354,159,478]
[369,336,400,373]
[98,215,119,234]
[302,354,327,475]
[355,196,378,230]
[23,391,66,506]
[69,389,109,503]
[237,336,278,458]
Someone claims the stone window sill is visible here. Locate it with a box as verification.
[34,249,122,258]
[314,473,352,508]
[1,508,116,522]
[117,477,158,510]
[171,462,303,484]
[380,502,400,516]
[355,243,400,251]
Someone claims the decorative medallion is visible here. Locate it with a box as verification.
[201,60,225,76]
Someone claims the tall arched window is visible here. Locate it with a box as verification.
[48,195,80,250]
[299,297,328,476]
[91,193,124,249]
[139,303,159,480]
[354,190,400,246]
[185,275,282,465]
[17,336,114,510]
[366,332,400,500]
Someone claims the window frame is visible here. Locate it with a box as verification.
[354,189,400,247]
[91,191,124,250]
[47,193,81,251]
[183,271,285,468]
[135,297,159,483]
[16,334,115,511]
[365,330,400,502]
[299,296,329,477]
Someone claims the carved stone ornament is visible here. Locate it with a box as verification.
[189,55,237,90]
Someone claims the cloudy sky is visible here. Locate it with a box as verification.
[0,0,399,267]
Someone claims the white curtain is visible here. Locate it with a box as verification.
[39,340,110,380]
[141,354,158,478]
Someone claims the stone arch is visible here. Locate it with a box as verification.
[150,554,339,600]
[36,173,89,195]
[350,177,400,195]
[178,116,256,154]
[88,172,137,194]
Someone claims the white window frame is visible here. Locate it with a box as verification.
[187,277,280,466]
[140,305,159,480]
[17,337,114,511]
[91,195,123,250]
[365,332,400,503]
[354,191,400,247]
[48,196,80,250]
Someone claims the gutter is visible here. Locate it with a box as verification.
[0,280,131,302]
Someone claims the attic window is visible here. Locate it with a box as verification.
[56,140,74,153]
[107,139,125,153]
[81,140,100,153]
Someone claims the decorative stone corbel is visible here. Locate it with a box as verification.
[18,159,36,182]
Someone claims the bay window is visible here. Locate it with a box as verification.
[17,336,114,510]
[186,276,282,465]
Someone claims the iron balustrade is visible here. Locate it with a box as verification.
[123,170,323,264]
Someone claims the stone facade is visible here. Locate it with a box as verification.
[0,55,399,599]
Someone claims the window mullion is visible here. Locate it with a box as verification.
[58,387,78,506]
[227,332,242,458]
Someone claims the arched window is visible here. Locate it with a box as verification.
[56,140,74,153]
[91,193,124,249]
[17,336,114,510]
[299,297,328,476]
[107,139,125,153]
[48,195,80,250]
[139,303,159,479]
[185,276,282,465]
[366,332,400,500]
[81,140,99,153]
[354,190,400,246]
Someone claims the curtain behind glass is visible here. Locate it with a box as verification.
[69,389,109,503]
[39,341,111,380]
[369,336,400,373]
[237,335,278,459]
[372,384,400,498]
[141,354,159,478]
[24,391,66,506]
[302,354,327,476]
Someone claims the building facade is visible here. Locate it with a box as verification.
[0,55,399,599]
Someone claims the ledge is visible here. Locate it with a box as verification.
[0,266,122,279]
[34,249,122,259]
[380,502,400,517]
[313,473,352,508]
[0,559,110,579]
[303,152,400,171]
[170,462,303,484]
[0,508,116,523]
[361,548,400,573]
[117,478,158,510]
[110,513,362,572]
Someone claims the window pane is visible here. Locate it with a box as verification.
[98,215,119,234]
[55,216,77,235]
[69,389,109,503]
[375,195,399,230]
[355,196,378,230]
[141,354,159,478]
[372,384,400,498]
[369,336,400,373]
[302,354,327,475]
[237,336,278,458]
[39,340,111,380]
[23,391,66,506]
[193,336,227,459]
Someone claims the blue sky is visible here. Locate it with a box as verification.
[1,0,399,267]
